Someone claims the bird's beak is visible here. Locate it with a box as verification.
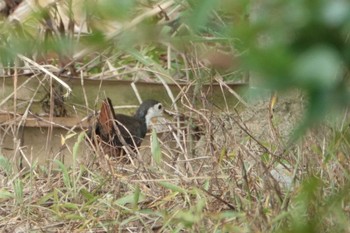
[151,116,162,124]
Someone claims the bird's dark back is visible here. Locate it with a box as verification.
[114,114,146,148]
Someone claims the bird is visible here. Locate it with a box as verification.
[87,98,163,157]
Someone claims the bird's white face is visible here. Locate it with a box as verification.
[145,102,164,129]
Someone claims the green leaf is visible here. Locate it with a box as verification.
[0,155,12,176]
[0,189,13,200]
[218,210,245,219]
[151,129,162,165]
[292,45,342,90]
[185,0,218,32]
[63,214,85,220]
[175,210,201,228]
[133,185,141,210]
[73,132,85,162]
[116,193,145,206]
[202,180,210,191]
[80,188,98,204]
[322,1,350,26]
[54,160,71,189]
[158,181,186,194]
[13,178,23,204]
[60,202,80,210]
[97,0,135,20]
[37,192,54,205]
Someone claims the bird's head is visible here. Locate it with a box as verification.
[135,99,163,129]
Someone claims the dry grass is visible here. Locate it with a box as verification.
[1,87,350,232]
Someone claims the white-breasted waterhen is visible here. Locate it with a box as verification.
[88,98,163,157]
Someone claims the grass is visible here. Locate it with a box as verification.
[1,90,349,232]
[0,0,350,232]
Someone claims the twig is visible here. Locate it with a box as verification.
[214,76,250,108]
[17,54,72,97]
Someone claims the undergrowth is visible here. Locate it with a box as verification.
[1,91,350,232]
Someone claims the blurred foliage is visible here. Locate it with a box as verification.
[226,0,350,136]
[273,177,350,233]
[182,0,350,138]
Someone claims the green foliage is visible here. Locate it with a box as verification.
[90,0,136,20]
[181,0,350,135]
[13,178,24,205]
[54,159,72,189]
[159,181,186,194]
[0,189,13,200]
[274,176,350,233]
[0,155,12,177]
[115,191,145,207]
[230,0,350,132]
[151,128,162,165]
[184,0,218,32]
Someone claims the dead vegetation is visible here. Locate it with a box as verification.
[1,84,349,232]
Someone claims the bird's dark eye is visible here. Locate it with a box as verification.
[158,104,163,110]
